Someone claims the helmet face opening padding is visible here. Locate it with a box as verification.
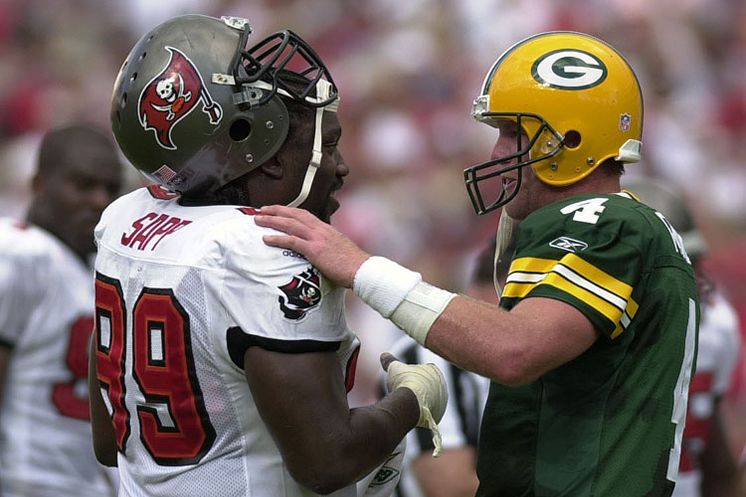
[465,31,643,215]
[111,15,339,198]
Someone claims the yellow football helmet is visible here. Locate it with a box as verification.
[465,31,643,215]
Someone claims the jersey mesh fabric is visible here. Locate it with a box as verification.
[476,193,699,497]
[94,189,358,497]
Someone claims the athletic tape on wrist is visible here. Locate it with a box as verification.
[390,282,457,346]
[353,256,422,318]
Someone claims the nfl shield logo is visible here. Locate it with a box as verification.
[619,113,632,132]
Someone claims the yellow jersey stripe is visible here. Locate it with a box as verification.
[557,254,633,302]
[507,256,633,304]
[504,256,639,337]
[504,270,622,322]
[552,265,627,310]
[509,257,558,274]
[542,272,624,323]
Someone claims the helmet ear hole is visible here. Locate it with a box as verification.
[229,119,252,142]
[564,130,581,149]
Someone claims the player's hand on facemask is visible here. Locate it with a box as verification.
[381,352,448,457]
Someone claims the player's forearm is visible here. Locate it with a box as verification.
[701,408,739,497]
[427,295,598,386]
[702,480,737,497]
[413,448,479,497]
[288,388,418,494]
[351,258,552,385]
[346,388,419,477]
[87,340,118,466]
[425,295,533,385]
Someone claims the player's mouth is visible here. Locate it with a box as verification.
[330,179,344,197]
[327,181,344,212]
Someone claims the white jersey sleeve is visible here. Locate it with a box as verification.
[217,216,348,353]
[703,291,741,395]
[0,220,45,346]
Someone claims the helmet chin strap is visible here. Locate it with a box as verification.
[286,79,339,208]
[493,208,515,299]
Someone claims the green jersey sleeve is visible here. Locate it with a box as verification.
[501,193,686,339]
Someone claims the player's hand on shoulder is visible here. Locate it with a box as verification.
[257,205,369,288]
[381,352,448,457]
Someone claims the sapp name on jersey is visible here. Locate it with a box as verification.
[121,212,192,251]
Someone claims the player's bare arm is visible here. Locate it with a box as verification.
[88,339,118,467]
[411,447,479,497]
[244,347,427,493]
[425,296,598,385]
[700,402,740,497]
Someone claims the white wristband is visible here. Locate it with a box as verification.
[390,282,457,345]
[353,256,422,318]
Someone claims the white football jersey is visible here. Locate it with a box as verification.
[673,291,741,497]
[92,186,360,497]
[0,218,116,497]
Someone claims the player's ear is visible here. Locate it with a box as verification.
[259,158,284,180]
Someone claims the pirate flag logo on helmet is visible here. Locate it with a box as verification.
[138,46,223,150]
[277,267,322,320]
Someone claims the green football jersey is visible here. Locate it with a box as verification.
[476,192,699,497]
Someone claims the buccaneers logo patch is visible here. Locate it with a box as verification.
[278,267,322,320]
[138,46,222,150]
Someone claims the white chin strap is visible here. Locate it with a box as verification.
[286,79,339,208]
[493,208,515,299]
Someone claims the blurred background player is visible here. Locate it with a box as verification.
[623,178,742,497]
[0,124,123,497]
[88,14,447,497]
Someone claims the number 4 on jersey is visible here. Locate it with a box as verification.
[560,198,609,224]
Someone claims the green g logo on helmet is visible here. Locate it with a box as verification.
[531,49,608,90]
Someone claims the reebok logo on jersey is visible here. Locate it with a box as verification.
[277,267,322,320]
[549,236,589,253]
